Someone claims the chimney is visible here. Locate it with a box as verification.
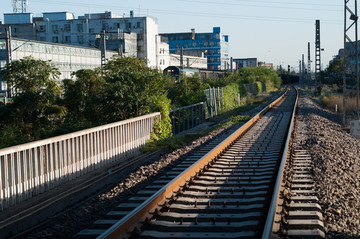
[191,28,195,40]
[130,11,134,18]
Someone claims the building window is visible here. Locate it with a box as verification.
[77,24,83,32]
[128,22,131,29]
[52,36,58,43]
[39,25,46,31]
[52,24,58,32]
[64,24,71,31]
[192,42,196,47]
[137,33,143,40]
[136,22,142,28]
[102,23,108,31]
[64,36,71,43]
[40,36,46,41]
[89,28,94,33]
[204,42,208,47]
[77,35,84,44]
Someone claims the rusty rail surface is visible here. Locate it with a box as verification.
[262,87,298,238]
[98,89,290,239]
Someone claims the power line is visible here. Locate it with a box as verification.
[27,0,342,24]
[177,0,340,12]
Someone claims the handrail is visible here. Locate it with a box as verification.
[262,87,298,238]
[170,102,204,112]
[0,112,160,211]
[98,89,289,239]
[0,112,160,155]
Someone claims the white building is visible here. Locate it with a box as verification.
[0,38,117,93]
[169,54,207,69]
[156,35,170,71]
[0,11,159,68]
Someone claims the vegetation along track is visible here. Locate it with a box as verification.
[78,87,297,239]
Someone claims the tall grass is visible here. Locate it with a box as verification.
[322,94,359,113]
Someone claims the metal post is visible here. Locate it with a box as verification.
[172,112,175,135]
[315,20,321,88]
[5,26,12,98]
[187,108,190,130]
[180,46,184,80]
[308,42,311,87]
[191,106,194,128]
[356,0,359,119]
[5,26,12,65]
[182,109,185,131]
[177,110,180,134]
[101,30,106,69]
[343,0,359,124]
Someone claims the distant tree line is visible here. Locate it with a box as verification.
[0,56,282,148]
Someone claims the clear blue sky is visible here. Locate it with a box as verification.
[1,0,347,71]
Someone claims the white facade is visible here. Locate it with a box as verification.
[169,54,207,69]
[156,35,170,71]
[0,38,117,92]
[0,11,159,68]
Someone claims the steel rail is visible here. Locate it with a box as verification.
[262,87,298,238]
[98,89,289,239]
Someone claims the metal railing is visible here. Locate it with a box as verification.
[170,102,205,135]
[0,112,160,211]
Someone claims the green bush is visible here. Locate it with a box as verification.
[256,82,262,94]
[221,83,240,113]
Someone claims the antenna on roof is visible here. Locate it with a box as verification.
[12,0,28,13]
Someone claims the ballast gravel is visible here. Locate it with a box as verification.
[295,90,360,238]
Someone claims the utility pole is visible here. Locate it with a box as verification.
[100,30,107,69]
[5,26,12,99]
[180,46,184,79]
[315,20,321,88]
[308,42,311,87]
[299,60,302,85]
[5,26,12,65]
[302,54,305,85]
[343,0,359,125]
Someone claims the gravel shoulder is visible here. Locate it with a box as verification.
[295,89,360,238]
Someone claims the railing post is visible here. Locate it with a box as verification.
[187,108,190,130]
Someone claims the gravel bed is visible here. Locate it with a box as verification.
[295,90,360,238]
[18,91,282,239]
[22,125,231,238]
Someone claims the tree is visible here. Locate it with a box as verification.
[0,56,65,139]
[326,59,344,84]
[62,69,106,126]
[102,56,168,122]
[167,76,208,108]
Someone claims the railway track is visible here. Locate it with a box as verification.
[76,87,299,239]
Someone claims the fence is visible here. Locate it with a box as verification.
[170,103,205,135]
[204,87,223,119]
[0,112,160,211]
[170,87,223,135]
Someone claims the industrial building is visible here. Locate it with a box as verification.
[233,58,258,69]
[160,27,230,71]
[0,37,117,94]
[0,11,159,67]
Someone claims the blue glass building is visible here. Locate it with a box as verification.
[160,27,229,70]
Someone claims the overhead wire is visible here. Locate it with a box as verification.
[25,0,342,24]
